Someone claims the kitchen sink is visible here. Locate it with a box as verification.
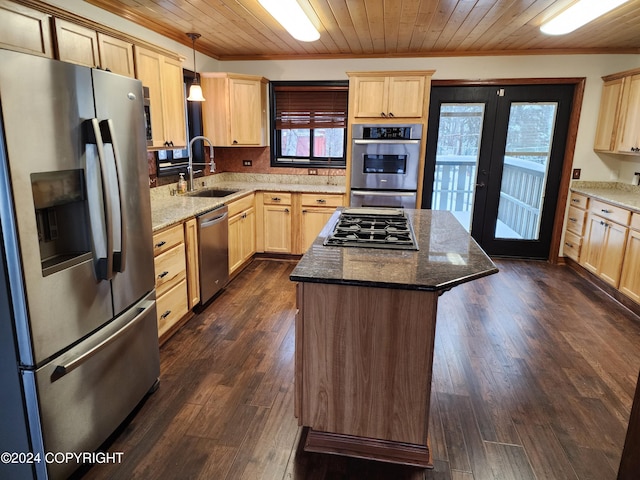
[187,188,239,198]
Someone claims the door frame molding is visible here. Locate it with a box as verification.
[431,77,586,264]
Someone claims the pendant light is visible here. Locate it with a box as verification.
[186,32,205,102]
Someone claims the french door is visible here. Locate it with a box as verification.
[421,84,575,259]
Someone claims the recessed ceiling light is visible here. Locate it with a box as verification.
[259,0,320,42]
[540,0,631,35]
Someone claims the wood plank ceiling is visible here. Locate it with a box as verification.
[85,0,640,60]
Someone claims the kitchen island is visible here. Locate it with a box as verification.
[290,208,498,467]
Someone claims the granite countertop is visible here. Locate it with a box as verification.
[571,181,640,213]
[150,173,346,231]
[290,209,498,292]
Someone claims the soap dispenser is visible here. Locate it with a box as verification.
[177,173,187,194]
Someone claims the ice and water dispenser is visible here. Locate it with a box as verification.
[31,169,93,276]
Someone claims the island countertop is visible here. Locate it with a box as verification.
[290,208,498,292]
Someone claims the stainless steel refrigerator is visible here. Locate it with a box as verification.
[0,49,160,480]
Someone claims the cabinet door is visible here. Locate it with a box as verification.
[352,76,388,118]
[620,229,640,303]
[264,206,292,253]
[229,77,262,145]
[161,55,187,148]
[387,76,425,118]
[97,33,134,78]
[184,218,200,308]
[53,18,98,68]
[0,0,52,57]
[301,207,335,252]
[228,212,244,273]
[581,214,607,274]
[135,47,166,148]
[599,221,628,288]
[594,78,624,152]
[616,74,640,154]
[242,207,256,262]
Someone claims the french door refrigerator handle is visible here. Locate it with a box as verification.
[351,190,416,197]
[100,119,126,273]
[52,298,155,380]
[85,118,114,281]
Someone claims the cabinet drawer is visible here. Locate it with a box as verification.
[590,199,631,225]
[153,223,184,256]
[563,231,582,262]
[263,192,292,205]
[228,193,255,217]
[300,193,344,207]
[631,212,640,231]
[154,243,186,297]
[156,278,188,338]
[569,192,589,210]
[566,206,587,236]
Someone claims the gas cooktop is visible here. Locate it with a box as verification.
[323,208,418,250]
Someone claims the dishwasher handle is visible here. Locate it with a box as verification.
[199,209,228,228]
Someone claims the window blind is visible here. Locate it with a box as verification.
[274,85,348,129]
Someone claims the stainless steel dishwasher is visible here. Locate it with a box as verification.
[197,206,229,304]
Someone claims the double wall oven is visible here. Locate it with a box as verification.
[350,124,422,209]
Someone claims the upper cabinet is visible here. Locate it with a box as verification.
[53,18,99,67]
[135,46,186,148]
[0,0,53,58]
[200,73,269,146]
[348,72,434,119]
[97,33,134,77]
[594,68,640,155]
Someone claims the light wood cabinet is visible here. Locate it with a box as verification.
[53,18,99,67]
[0,0,52,58]
[201,72,268,146]
[594,68,640,155]
[97,33,134,77]
[134,46,186,148]
[620,214,640,303]
[594,78,624,152]
[228,194,256,274]
[563,192,589,262]
[184,218,200,309]
[581,201,629,288]
[299,193,344,253]
[348,73,431,119]
[263,192,292,253]
[153,223,189,338]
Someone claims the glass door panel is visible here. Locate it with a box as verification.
[496,102,557,239]
[431,104,484,232]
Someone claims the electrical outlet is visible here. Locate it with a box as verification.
[572,168,581,179]
[308,168,318,175]
[243,160,252,167]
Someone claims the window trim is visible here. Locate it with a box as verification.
[269,80,348,168]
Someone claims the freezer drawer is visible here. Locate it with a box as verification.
[27,293,159,480]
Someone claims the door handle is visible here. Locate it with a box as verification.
[100,119,126,273]
[475,182,486,188]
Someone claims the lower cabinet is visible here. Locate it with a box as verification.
[620,215,640,302]
[152,219,199,340]
[262,192,293,253]
[228,194,256,275]
[300,193,345,253]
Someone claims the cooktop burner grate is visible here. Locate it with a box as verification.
[323,208,418,250]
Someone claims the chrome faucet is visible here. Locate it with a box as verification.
[187,135,215,192]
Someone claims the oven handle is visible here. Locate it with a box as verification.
[351,190,416,197]
[353,139,421,145]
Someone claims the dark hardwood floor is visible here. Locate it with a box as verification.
[81,258,640,479]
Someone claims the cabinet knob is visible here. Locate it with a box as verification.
[316,198,326,203]
[569,217,577,222]
[160,310,171,319]
[601,209,610,214]
[233,140,238,144]
[565,242,573,248]
[380,112,386,117]
[158,271,169,279]
[284,208,290,213]
[388,112,395,117]
[572,198,580,203]
[272,197,281,201]
[154,240,166,248]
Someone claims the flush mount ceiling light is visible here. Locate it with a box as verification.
[540,0,631,35]
[258,0,320,42]
[186,32,205,102]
